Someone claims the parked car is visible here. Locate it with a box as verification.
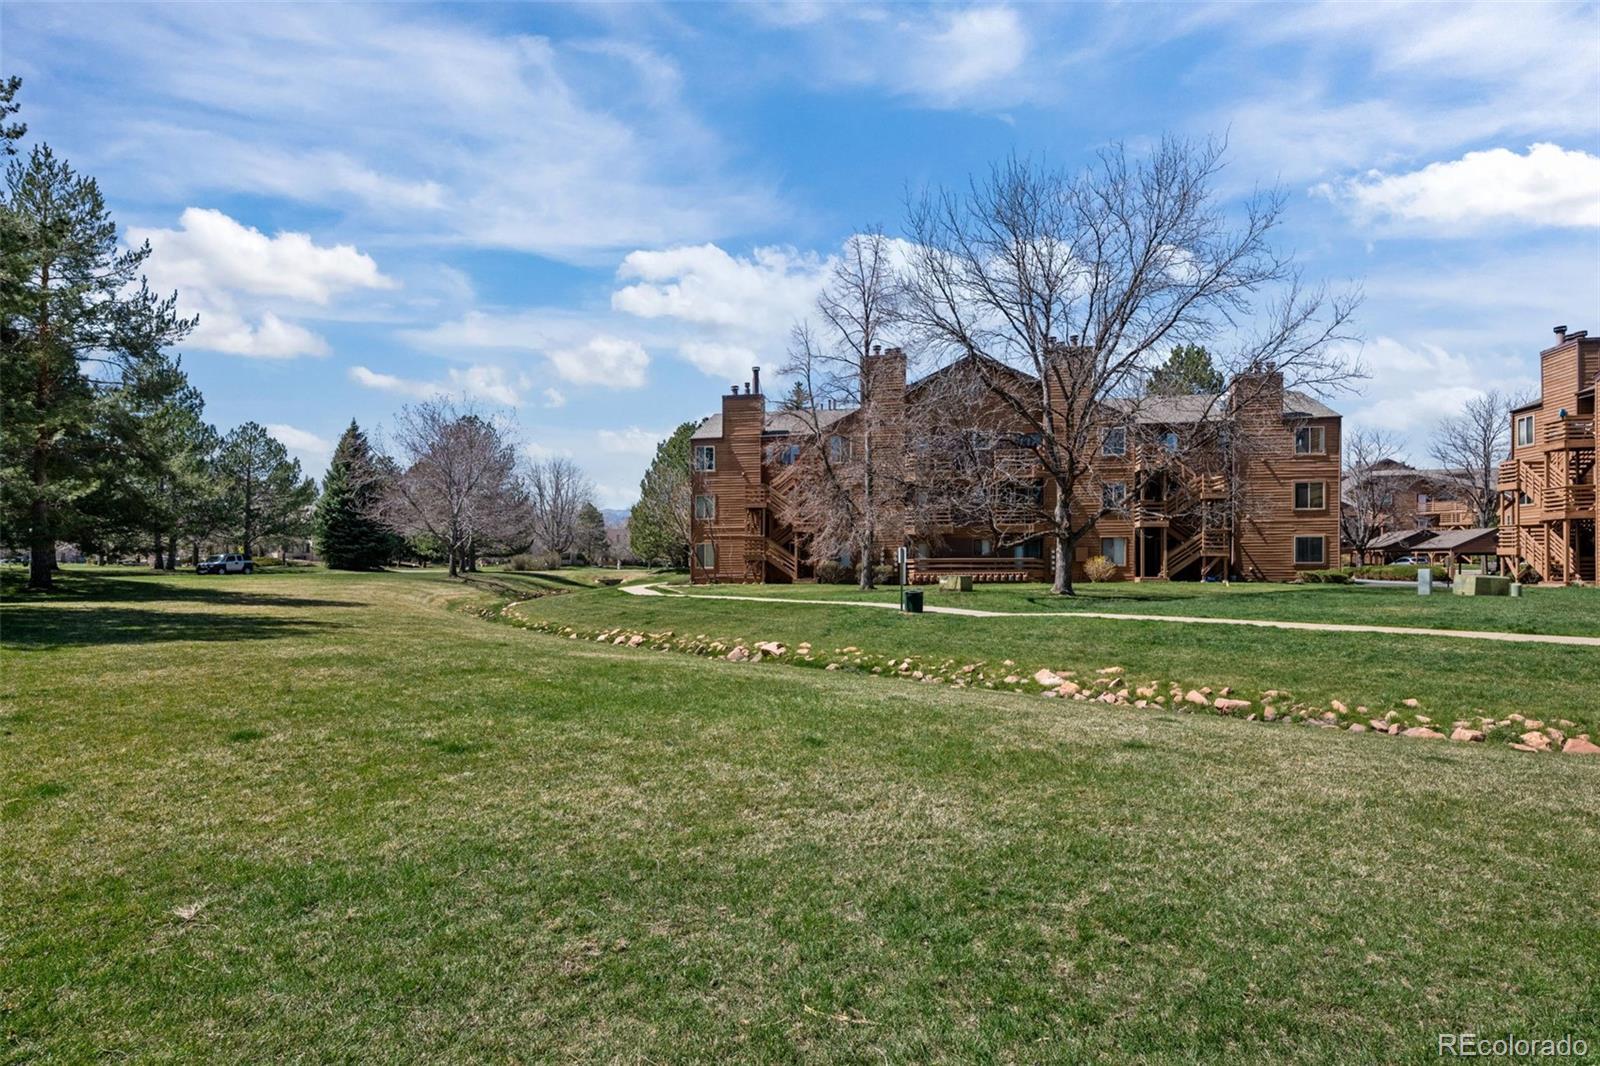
[1390,555,1424,566]
[197,553,253,575]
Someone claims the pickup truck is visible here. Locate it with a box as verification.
[197,553,254,575]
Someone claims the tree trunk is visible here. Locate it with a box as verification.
[153,530,165,569]
[165,539,178,570]
[27,445,52,590]
[1051,493,1074,596]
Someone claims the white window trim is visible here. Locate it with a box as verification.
[694,445,716,472]
[1515,415,1534,447]
[1102,426,1127,457]
[1100,536,1128,566]
[1293,534,1326,566]
[694,542,715,569]
[694,494,716,520]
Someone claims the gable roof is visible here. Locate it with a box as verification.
[690,407,855,441]
[1414,527,1498,552]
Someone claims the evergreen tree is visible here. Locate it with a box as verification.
[780,380,811,411]
[0,77,25,155]
[314,420,395,570]
[574,501,607,563]
[1148,343,1225,396]
[0,141,193,588]
[628,421,696,567]
[216,422,317,557]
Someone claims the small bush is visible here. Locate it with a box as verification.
[1351,563,1447,582]
[1516,562,1541,585]
[1298,569,1352,584]
[1083,554,1123,582]
[871,563,899,586]
[814,560,854,584]
[508,551,561,572]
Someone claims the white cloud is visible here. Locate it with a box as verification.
[596,427,665,456]
[906,8,1028,102]
[522,441,574,461]
[542,387,567,409]
[1319,144,1600,232]
[348,363,528,406]
[25,6,779,260]
[1340,337,1537,444]
[264,423,334,473]
[131,207,395,359]
[546,336,650,388]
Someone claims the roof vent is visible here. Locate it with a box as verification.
[1554,325,1568,340]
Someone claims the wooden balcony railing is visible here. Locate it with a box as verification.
[1544,417,1595,447]
[1497,460,1520,492]
[1540,483,1597,516]
[907,556,1049,583]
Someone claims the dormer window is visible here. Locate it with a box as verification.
[1294,426,1325,454]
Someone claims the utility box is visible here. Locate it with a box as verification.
[901,588,924,613]
[938,575,973,592]
[1453,573,1512,596]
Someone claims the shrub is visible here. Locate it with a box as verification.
[508,551,561,572]
[871,563,899,586]
[813,560,854,584]
[1083,554,1123,582]
[1351,563,1447,582]
[1298,568,1352,584]
[1517,562,1541,585]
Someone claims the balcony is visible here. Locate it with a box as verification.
[1496,460,1519,492]
[1543,416,1594,448]
[1540,483,1597,518]
[907,556,1049,584]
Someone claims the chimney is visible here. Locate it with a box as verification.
[1068,334,1079,345]
[1554,325,1568,342]
[872,344,882,356]
[751,366,761,395]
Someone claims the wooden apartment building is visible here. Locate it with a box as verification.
[689,351,1342,585]
[1498,326,1598,583]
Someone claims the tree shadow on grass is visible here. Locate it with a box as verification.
[1017,587,1326,609]
[0,571,358,610]
[1,605,343,650]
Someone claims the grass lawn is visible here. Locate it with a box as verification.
[676,578,1600,637]
[3,567,1597,1062]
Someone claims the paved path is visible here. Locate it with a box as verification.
[632,586,1600,648]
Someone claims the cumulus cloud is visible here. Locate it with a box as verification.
[542,387,567,409]
[1339,337,1536,441]
[131,207,395,359]
[348,363,528,406]
[596,427,665,456]
[1319,144,1600,231]
[264,423,334,473]
[545,337,650,388]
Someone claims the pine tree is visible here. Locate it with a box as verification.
[629,421,696,566]
[314,420,394,570]
[574,501,607,563]
[216,422,316,557]
[1148,343,1225,396]
[0,141,193,588]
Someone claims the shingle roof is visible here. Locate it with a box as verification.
[1414,527,1498,552]
[1369,528,1435,550]
[690,407,856,441]
[1108,388,1338,424]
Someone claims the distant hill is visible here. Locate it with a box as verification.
[602,508,632,525]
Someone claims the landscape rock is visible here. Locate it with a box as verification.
[1449,728,1485,743]
[754,641,786,656]
[1213,698,1251,713]
[1402,698,1421,708]
[1057,681,1081,696]
[1184,690,1209,707]
[1330,699,1349,714]
[1034,669,1065,688]
[627,635,645,647]
[725,646,750,662]
[1401,727,1445,740]
[1348,723,1366,733]
[1518,731,1550,751]
[1562,736,1600,756]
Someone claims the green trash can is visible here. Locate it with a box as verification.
[901,588,924,613]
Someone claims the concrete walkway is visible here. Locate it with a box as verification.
[631,585,1600,648]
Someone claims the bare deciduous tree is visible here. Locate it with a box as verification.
[1341,427,1408,564]
[781,230,905,588]
[381,399,530,577]
[901,140,1361,594]
[526,456,593,559]
[1431,390,1519,528]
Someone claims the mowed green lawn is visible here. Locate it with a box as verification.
[678,578,1600,637]
[3,568,1597,1063]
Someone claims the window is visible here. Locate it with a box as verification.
[1293,535,1325,566]
[1013,538,1045,559]
[1294,426,1326,454]
[1100,537,1127,566]
[1008,431,1042,448]
[693,445,716,471]
[693,495,716,520]
[1293,481,1325,510]
[828,434,852,463]
[1101,481,1127,511]
[777,444,800,465]
[1102,426,1127,457]
[1515,415,1534,447]
[1157,430,1179,452]
[693,542,715,569]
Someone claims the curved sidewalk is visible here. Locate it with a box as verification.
[623,585,1600,648]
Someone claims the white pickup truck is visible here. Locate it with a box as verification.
[197,553,254,575]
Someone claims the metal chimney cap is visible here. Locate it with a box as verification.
[1554,324,1568,335]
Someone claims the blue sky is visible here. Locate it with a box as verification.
[6,2,1598,505]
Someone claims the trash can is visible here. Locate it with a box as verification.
[901,588,924,613]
